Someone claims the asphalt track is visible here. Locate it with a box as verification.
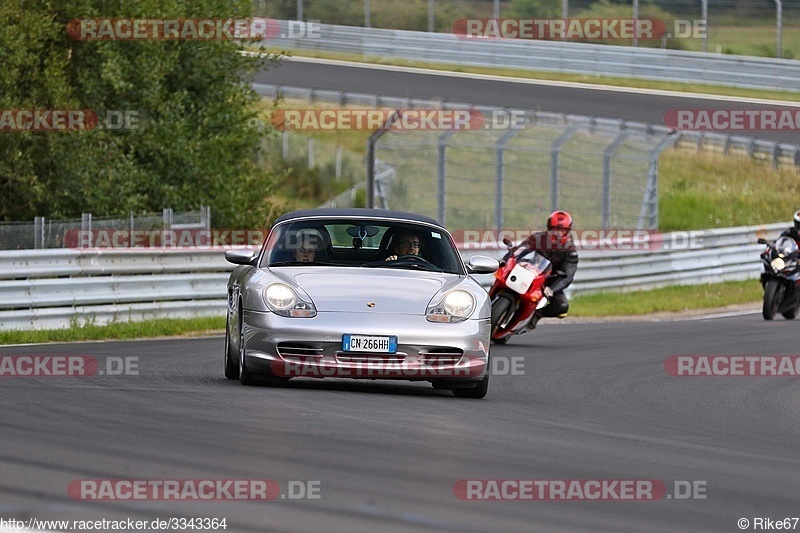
[254,58,800,145]
[2,314,800,532]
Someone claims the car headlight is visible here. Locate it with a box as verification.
[426,289,476,323]
[263,283,316,317]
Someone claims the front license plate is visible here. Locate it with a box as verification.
[342,334,398,353]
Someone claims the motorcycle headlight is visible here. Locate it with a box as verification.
[426,290,475,323]
[771,257,786,272]
[263,283,316,317]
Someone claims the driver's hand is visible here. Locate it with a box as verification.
[385,255,397,261]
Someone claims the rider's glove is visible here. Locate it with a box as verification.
[543,287,554,299]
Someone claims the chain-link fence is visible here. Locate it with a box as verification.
[369,114,676,231]
[0,207,210,250]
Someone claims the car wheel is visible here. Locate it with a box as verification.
[763,280,782,320]
[453,373,489,399]
[224,316,239,380]
[238,311,256,386]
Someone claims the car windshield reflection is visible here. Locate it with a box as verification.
[261,220,464,275]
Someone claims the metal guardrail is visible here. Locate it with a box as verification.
[267,21,800,93]
[254,83,800,169]
[0,223,787,331]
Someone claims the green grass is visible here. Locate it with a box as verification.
[253,47,800,103]
[681,24,800,59]
[658,151,800,231]
[0,316,225,345]
[570,280,763,317]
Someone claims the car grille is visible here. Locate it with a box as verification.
[418,348,464,365]
[335,353,406,364]
[277,343,323,361]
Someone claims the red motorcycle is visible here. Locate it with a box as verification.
[489,238,553,344]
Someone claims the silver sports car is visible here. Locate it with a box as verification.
[223,208,499,398]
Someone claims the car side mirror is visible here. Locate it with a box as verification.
[225,249,257,266]
[757,238,769,245]
[502,237,513,247]
[467,255,499,274]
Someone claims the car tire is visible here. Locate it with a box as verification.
[224,315,239,380]
[453,373,489,399]
[763,280,782,320]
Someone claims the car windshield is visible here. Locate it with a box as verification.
[261,219,465,274]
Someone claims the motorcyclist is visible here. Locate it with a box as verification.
[519,210,579,330]
[779,210,800,243]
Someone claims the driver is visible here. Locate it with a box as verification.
[386,231,422,261]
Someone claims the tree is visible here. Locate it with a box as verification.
[0,0,280,228]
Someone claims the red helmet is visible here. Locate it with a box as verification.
[547,211,573,231]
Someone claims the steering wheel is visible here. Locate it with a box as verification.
[389,254,440,270]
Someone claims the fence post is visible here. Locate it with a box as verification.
[551,124,581,212]
[366,110,401,209]
[701,0,708,53]
[495,129,523,230]
[632,0,639,47]
[282,131,289,160]
[437,130,457,225]
[335,145,342,180]
[308,137,314,169]
[428,0,434,32]
[162,208,172,247]
[34,216,44,249]
[203,206,211,230]
[602,132,633,230]
[81,213,92,248]
[774,0,783,59]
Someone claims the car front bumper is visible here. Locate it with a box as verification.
[242,309,490,381]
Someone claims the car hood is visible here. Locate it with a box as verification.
[280,267,459,314]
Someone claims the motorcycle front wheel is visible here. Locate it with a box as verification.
[491,294,514,343]
[763,279,783,320]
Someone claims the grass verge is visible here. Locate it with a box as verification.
[0,316,226,345]
[569,280,762,317]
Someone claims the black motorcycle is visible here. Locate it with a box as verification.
[758,236,800,320]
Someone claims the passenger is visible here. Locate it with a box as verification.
[294,229,323,263]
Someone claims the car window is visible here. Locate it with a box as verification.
[261,219,464,274]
